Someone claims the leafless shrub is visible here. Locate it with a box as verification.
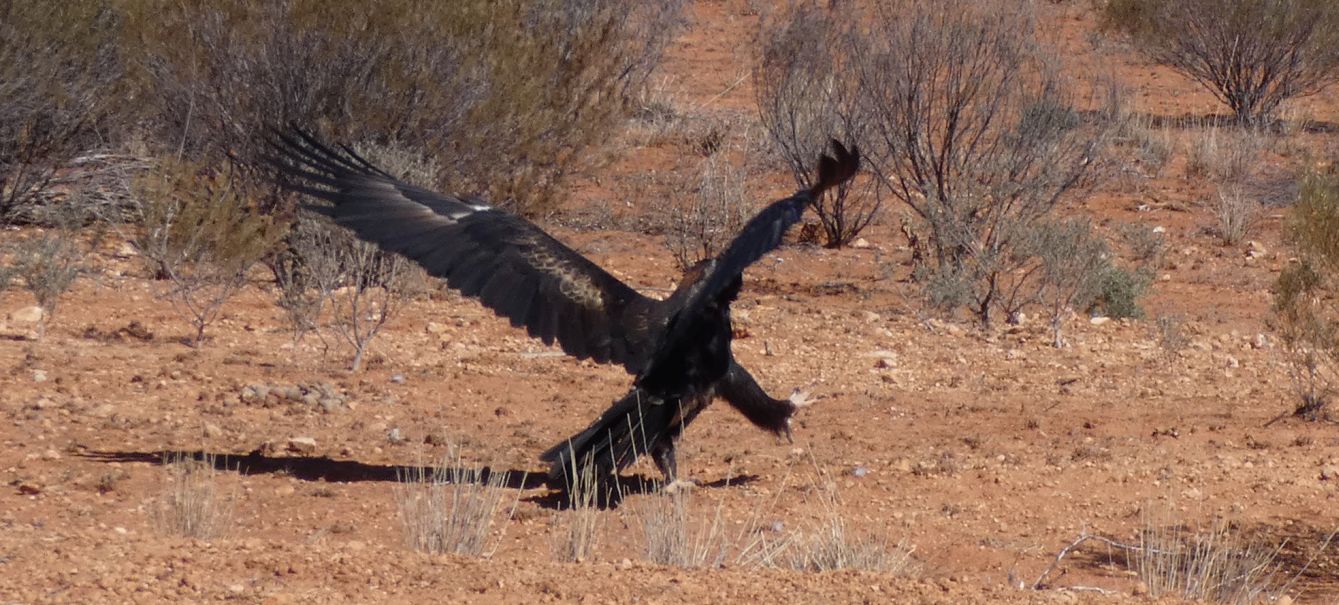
[394,446,522,558]
[125,0,684,216]
[1101,0,1339,124]
[153,454,235,540]
[661,144,754,270]
[1186,124,1268,184]
[1132,509,1292,604]
[852,0,1111,328]
[1272,172,1339,420]
[132,159,286,346]
[754,2,879,248]
[633,489,729,568]
[0,2,121,224]
[1119,222,1167,268]
[1211,185,1260,247]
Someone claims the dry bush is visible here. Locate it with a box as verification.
[0,1,121,224]
[661,139,754,270]
[851,0,1111,328]
[1132,509,1292,604]
[132,160,286,346]
[1272,172,1339,420]
[153,454,235,540]
[394,447,522,558]
[123,0,683,216]
[754,2,879,248]
[1185,125,1268,184]
[1155,314,1189,359]
[1101,0,1339,124]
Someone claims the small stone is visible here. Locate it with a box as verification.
[286,437,317,454]
[390,374,406,384]
[203,423,224,438]
[424,430,451,446]
[852,465,869,478]
[17,481,42,495]
[8,306,44,324]
[1132,581,1148,596]
[851,238,871,249]
[42,449,60,461]
[31,370,47,383]
[115,242,138,258]
[1321,464,1339,481]
[1252,334,1268,349]
[1225,356,1240,369]
[1089,316,1110,326]
[387,428,405,444]
[1245,240,1267,258]
[425,322,449,335]
[619,558,633,570]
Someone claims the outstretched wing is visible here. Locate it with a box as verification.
[637,140,860,389]
[269,129,656,372]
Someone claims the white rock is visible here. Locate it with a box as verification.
[1089,316,1111,326]
[286,437,318,454]
[8,306,44,324]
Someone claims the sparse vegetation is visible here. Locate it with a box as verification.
[552,457,603,563]
[661,134,754,270]
[1132,510,1292,604]
[1101,0,1339,124]
[1024,220,1112,347]
[754,2,879,248]
[153,454,235,540]
[0,1,120,224]
[132,160,285,346]
[1273,172,1339,419]
[395,447,522,558]
[634,489,729,568]
[849,0,1112,328]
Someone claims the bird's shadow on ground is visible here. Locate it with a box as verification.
[81,449,758,510]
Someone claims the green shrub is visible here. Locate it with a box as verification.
[1272,173,1339,419]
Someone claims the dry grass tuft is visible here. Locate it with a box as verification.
[394,446,522,558]
[1133,510,1293,604]
[551,457,603,563]
[153,453,235,540]
[633,488,729,568]
[786,487,919,574]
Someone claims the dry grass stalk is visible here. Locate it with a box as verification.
[633,488,729,568]
[787,487,918,574]
[395,446,522,558]
[153,453,235,540]
[552,456,603,563]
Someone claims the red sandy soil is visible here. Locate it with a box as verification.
[2,2,1338,603]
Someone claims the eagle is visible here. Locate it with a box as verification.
[269,130,859,501]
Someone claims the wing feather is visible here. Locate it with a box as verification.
[270,129,657,372]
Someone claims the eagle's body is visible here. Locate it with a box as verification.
[270,131,858,500]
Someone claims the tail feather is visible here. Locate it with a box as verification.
[542,389,679,495]
[809,139,860,197]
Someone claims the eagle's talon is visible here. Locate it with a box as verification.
[661,478,698,496]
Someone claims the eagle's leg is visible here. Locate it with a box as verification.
[656,439,695,495]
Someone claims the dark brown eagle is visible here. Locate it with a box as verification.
[269,130,859,500]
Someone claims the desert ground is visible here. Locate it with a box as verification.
[2,2,1338,604]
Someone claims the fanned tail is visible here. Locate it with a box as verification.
[809,139,860,198]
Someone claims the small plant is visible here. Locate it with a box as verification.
[1155,314,1188,359]
[1026,220,1112,348]
[153,454,235,540]
[133,159,285,346]
[1092,265,1151,320]
[1272,172,1339,419]
[1212,185,1260,246]
[394,446,522,558]
[5,227,85,339]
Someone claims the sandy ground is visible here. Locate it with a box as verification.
[2,1,1338,603]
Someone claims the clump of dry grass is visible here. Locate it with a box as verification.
[153,453,235,540]
[394,446,522,558]
[1211,184,1260,246]
[634,487,729,568]
[1133,509,1293,604]
[785,487,919,574]
[551,457,603,563]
